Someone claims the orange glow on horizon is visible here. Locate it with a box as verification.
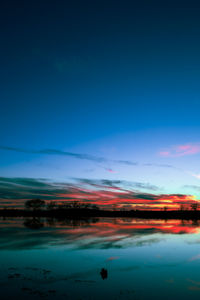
[0,185,199,211]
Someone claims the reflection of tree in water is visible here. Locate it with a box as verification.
[46,217,56,227]
[23,217,100,229]
[181,219,186,226]
[180,219,200,227]
[192,219,200,226]
[23,218,44,229]
[46,218,100,228]
[120,218,133,223]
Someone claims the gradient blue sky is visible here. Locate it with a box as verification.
[1,0,200,207]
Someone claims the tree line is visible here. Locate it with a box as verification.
[24,199,200,212]
[24,199,99,211]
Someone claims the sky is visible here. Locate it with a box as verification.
[1,0,200,209]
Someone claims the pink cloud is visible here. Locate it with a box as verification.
[159,143,200,157]
[188,172,200,180]
[105,168,117,173]
[159,151,170,157]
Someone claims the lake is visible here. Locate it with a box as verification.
[1,217,200,299]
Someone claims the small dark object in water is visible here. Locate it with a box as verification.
[100,268,108,280]
[21,287,32,292]
[48,290,56,293]
[8,273,21,279]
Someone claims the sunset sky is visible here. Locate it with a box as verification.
[1,1,200,209]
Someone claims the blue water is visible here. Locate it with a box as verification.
[1,218,200,299]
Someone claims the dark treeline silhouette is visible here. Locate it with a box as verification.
[1,199,200,220]
[24,199,99,211]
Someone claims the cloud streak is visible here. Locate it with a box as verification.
[159,143,200,157]
[0,176,197,210]
[0,145,176,169]
[0,146,138,165]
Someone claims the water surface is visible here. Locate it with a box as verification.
[1,217,200,299]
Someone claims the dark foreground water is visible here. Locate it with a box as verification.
[1,217,200,300]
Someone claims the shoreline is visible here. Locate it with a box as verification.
[1,209,200,220]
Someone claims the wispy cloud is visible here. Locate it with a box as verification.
[76,178,160,191]
[0,146,138,166]
[159,143,200,157]
[0,145,176,169]
[105,168,117,173]
[183,184,200,191]
[0,176,197,210]
[188,172,200,180]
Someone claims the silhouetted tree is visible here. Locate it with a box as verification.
[87,203,99,210]
[47,201,57,210]
[57,201,99,210]
[112,204,118,211]
[191,203,199,211]
[25,199,45,211]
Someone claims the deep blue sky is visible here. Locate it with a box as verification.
[1,0,200,206]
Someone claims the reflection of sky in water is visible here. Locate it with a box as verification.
[1,218,200,299]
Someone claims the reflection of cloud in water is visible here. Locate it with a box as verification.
[187,279,200,292]
[188,286,200,291]
[187,278,200,286]
[188,254,200,262]
[165,278,175,284]
[145,262,181,269]
[0,218,200,251]
[106,256,119,261]
[117,266,140,272]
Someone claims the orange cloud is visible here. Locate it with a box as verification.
[0,176,199,210]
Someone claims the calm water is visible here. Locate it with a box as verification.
[1,217,200,299]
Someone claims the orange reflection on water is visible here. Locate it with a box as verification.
[1,217,200,250]
[51,218,200,245]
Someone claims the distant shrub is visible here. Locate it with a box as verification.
[25,199,45,211]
